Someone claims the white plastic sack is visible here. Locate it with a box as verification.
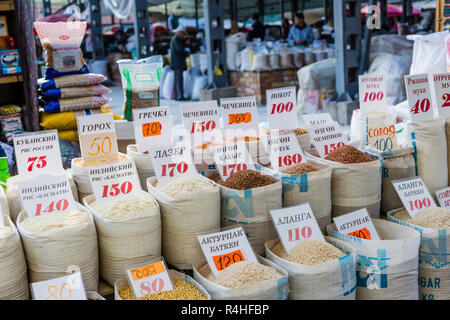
[409,31,449,75]
[161,69,174,100]
[0,187,9,218]
[126,144,155,192]
[191,75,208,101]
[226,33,245,70]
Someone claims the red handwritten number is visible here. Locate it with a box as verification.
[190,120,216,133]
[270,102,294,114]
[101,181,133,198]
[222,163,247,177]
[161,162,188,177]
[411,98,431,114]
[441,93,450,108]
[408,197,432,211]
[35,199,69,216]
[323,142,344,155]
[278,154,302,167]
[140,278,165,296]
[27,156,47,172]
[363,91,384,102]
[287,226,312,241]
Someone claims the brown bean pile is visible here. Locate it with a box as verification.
[208,173,223,184]
[324,145,373,164]
[211,169,274,190]
[281,162,320,175]
[262,128,308,136]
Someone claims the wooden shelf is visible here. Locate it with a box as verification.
[98,280,114,297]
[0,73,22,84]
[0,0,14,12]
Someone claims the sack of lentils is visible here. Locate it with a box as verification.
[146,176,220,270]
[265,237,356,300]
[17,203,99,291]
[6,170,79,223]
[306,145,382,219]
[126,145,155,191]
[207,169,282,255]
[0,214,29,299]
[115,269,211,300]
[404,118,448,195]
[260,127,311,150]
[327,219,420,300]
[388,207,450,300]
[83,191,161,286]
[364,146,416,215]
[193,255,289,300]
[255,160,332,233]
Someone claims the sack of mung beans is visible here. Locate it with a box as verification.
[327,219,420,300]
[364,146,416,215]
[115,269,211,300]
[445,118,450,186]
[404,118,448,195]
[388,207,450,300]
[6,170,78,223]
[126,145,155,191]
[255,160,332,232]
[0,214,29,300]
[265,237,356,300]
[146,176,220,270]
[17,203,99,292]
[306,147,382,219]
[193,255,289,300]
[83,191,161,286]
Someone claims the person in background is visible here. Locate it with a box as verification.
[246,12,265,41]
[170,26,190,101]
[281,18,291,39]
[312,20,324,40]
[169,13,179,31]
[287,12,314,46]
[114,29,127,53]
[85,34,94,60]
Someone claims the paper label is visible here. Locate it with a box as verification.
[435,186,450,208]
[365,114,397,151]
[359,75,387,115]
[133,106,172,153]
[432,73,450,118]
[266,86,299,130]
[197,227,258,277]
[264,133,306,170]
[302,113,334,127]
[220,96,259,140]
[392,177,437,218]
[332,208,380,240]
[209,142,255,181]
[304,120,346,157]
[270,203,324,254]
[405,74,435,122]
[31,272,86,300]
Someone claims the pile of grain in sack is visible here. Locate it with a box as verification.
[209,169,275,189]
[84,191,161,286]
[280,162,320,175]
[394,208,450,230]
[261,127,311,149]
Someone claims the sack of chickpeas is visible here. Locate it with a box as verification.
[126,145,155,191]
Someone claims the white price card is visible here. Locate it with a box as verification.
[149,143,197,187]
[264,133,306,170]
[125,259,173,299]
[197,227,258,277]
[88,160,141,203]
[332,208,380,240]
[133,106,172,153]
[365,114,397,151]
[181,100,222,149]
[13,130,64,179]
[304,121,346,158]
[18,174,77,218]
[220,96,259,140]
[359,75,387,115]
[302,113,334,127]
[31,272,86,300]
[435,186,450,208]
[432,73,450,118]
[209,142,255,181]
[404,74,435,123]
[270,203,324,254]
[266,86,299,130]
[392,177,437,218]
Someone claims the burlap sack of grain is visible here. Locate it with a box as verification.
[6,170,78,223]
[114,269,211,300]
[446,118,450,185]
[306,148,382,219]
[259,128,312,150]
[404,118,447,195]
[364,146,416,214]
[265,237,356,300]
[0,187,9,217]
[327,219,420,300]
[388,208,450,300]
[146,176,220,270]
[193,255,288,300]
[83,192,161,286]
[255,160,332,233]
[17,203,99,292]
[126,145,155,192]
[0,214,29,299]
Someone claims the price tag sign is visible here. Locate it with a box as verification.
[404,74,435,123]
[359,75,387,115]
[220,96,259,140]
[88,160,141,203]
[197,227,258,277]
[365,114,397,151]
[304,120,346,157]
[125,259,173,299]
[432,73,450,118]
[181,100,222,149]
[76,113,119,164]
[332,208,380,240]
[18,174,77,218]
[435,186,450,208]
[31,272,86,300]
[133,106,172,153]
[209,142,255,181]
[149,143,197,187]
[392,177,437,218]
[266,86,299,130]
[13,130,64,179]
[302,113,334,127]
[270,203,324,254]
[264,133,306,170]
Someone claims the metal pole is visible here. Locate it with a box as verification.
[89,0,105,60]
[165,3,169,28]
[195,0,199,30]
[281,0,285,21]
[134,0,151,58]
[42,0,52,17]
[402,0,407,23]
[258,0,264,25]
[359,0,376,75]
[291,0,297,21]
[380,0,387,29]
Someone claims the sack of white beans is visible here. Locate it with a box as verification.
[83,191,161,286]
[0,214,29,299]
[327,219,420,300]
[126,145,155,191]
